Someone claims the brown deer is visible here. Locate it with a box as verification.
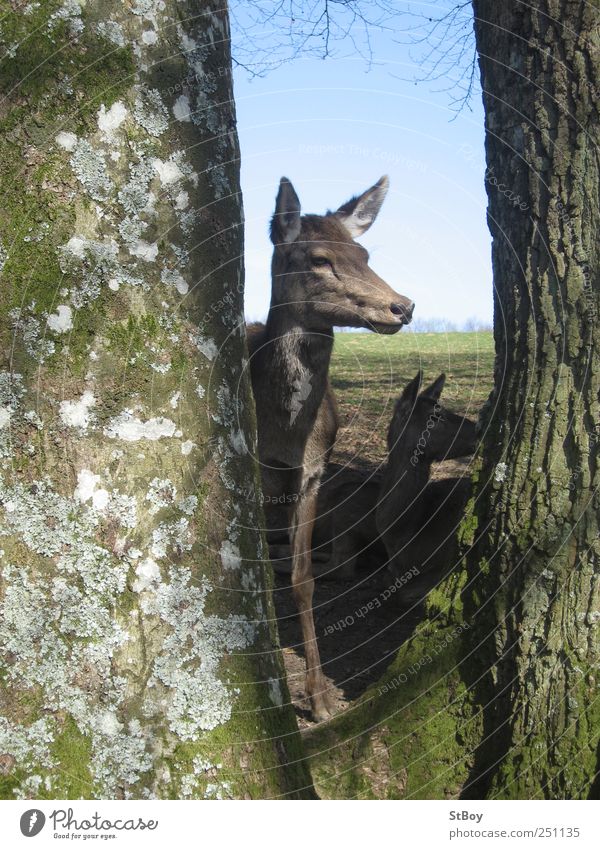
[247,176,413,720]
[376,372,477,602]
[308,463,384,580]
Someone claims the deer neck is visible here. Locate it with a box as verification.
[262,309,334,428]
[379,439,433,526]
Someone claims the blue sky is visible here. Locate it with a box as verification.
[230,9,493,327]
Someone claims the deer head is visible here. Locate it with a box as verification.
[269,176,414,333]
[388,372,477,462]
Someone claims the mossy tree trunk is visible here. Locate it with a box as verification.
[0,0,313,800]
[461,0,600,799]
[306,0,600,799]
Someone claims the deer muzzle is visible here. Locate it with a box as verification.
[368,298,415,333]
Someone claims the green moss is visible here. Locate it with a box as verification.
[165,698,314,800]
[306,622,481,799]
[170,348,189,377]
[0,5,135,375]
[1,716,92,800]
[105,314,161,357]
[0,155,73,328]
[49,716,93,799]
[423,557,470,621]
[458,496,478,547]
[117,587,138,618]
[0,7,135,131]
[153,613,315,799]
[514,528,532,550]
[456,462,481,549]
[0,771,23,799]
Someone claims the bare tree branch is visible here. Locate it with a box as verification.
[229,1,479,114]
[391,2,477,114]
[229,0,399,76]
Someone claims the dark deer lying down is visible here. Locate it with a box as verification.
[247,176,414,720]
[376,372,477,601]
[309,464,385,579]
[267,463,385,579]
[288,374,477,587]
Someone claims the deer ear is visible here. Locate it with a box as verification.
[422,373,446,401]
[401,371,423,406]
[270,177,301,244]
[334,175,389,238]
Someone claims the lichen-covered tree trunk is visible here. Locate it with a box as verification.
[306,0,600,800]
[0,0,314,800]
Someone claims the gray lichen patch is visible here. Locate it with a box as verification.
[0,241,7,274]
[161,267,189,296]
[150,517,191,559]
[0,478,149,797]
[118,156,156,217]
[9,308,55,364]
[179,755,233,799]
[42,75,207,361]
[145,477,177,515]
[95,20,126,47]
[173,20,233,200]
[59,236,120,307]
[71,140,114,201]
[140,566,257,740]
[104,411,179,441]
[0,716,56,776]
[189,329,218,361]
[59,390,96,431]
[220,539,241,572]
[132,0,167,27]
[0,371,26,458]
[134,88,170,137]
[0,468,259,797]
[48,0,85,37]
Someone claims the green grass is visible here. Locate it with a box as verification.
[329,331,494,467]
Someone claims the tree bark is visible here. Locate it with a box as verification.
[462,0,600,800]
[305,0,600,800]
[0,0,313,800]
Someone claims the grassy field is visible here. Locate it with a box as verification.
[328,330,495,468]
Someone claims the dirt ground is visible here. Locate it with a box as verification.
[273,568,421,728]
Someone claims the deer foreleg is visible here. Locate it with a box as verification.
[290,480,332,721]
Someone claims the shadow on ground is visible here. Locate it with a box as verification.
[273,566,423,728]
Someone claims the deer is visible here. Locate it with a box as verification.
[303,374,477,585]
[269,463,386,581]
[247,176,414,720]
[267,462,385,581]
[307,463,384,580]
[271,375,478,588]
[375,372,477,603]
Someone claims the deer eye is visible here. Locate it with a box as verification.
[311,255,333,269]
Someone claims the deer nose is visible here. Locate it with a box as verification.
[390,302,414,324]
